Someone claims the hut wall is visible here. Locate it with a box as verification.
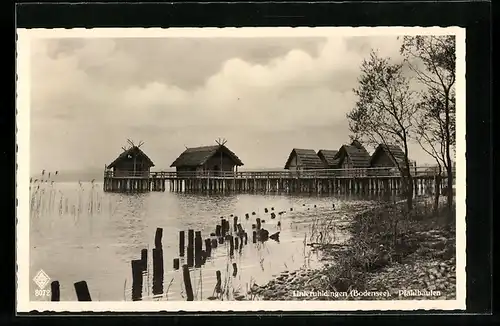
[340,156,367,177]
[340,157,353,177]
[287,155,301,171]
[113,159,150,177]
[204,154,237,173]
[176,166,198,178]
[369,150,396,176]
[287,155,304,178]
[370,150,395,167]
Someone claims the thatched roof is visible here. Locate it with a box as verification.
[284,148,325,169]
[170,145,244,167]
[370,144,407,167]
[317,149,340,168]
[108,146,155,169]
[337,141,371,168]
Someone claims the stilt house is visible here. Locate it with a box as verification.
[170,143,244,177]
[369,144,415,176]
[334,140,371,177]
[106,141,154,177]
[317,149,340,169]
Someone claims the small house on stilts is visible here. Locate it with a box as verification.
[170,139,244,177]
[103,140,159,192]
[106,140,154,177]
[284,148,325,177]
[317,149,340,169]
[334,140,371,177]
[369,144,415,176]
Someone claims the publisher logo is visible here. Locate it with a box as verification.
[33,269,50,290]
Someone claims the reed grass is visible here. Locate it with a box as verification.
[29,170,113,220]
[315,197,456,292]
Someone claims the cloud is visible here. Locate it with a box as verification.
[29,34,433,173]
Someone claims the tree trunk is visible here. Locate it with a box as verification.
[406,175,413,211]
[444,88,454,222]
[446,163,453,220]
[434,175,441,214]
[402,139,413,211]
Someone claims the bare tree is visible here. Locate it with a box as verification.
[400,35,456,218]
[413,89,447,213]
[348,51,418,211]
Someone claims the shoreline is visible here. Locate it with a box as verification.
[246,197,456,301]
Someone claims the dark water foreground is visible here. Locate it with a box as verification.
[29,182,394,301]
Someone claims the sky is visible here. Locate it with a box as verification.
[29,34,439,175]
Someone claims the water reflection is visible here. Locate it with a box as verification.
[111,193,148,262]
[29,182,404,301]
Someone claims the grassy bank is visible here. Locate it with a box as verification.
[248,197,456,300]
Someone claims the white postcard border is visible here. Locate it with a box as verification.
[16,26,467,312]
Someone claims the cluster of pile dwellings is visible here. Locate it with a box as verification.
[104,140,414,180]
[283,140,416,177]
[102,140,438,193]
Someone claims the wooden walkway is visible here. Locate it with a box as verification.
[103,167,454,194]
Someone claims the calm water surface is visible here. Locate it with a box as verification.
[29,182,388,301]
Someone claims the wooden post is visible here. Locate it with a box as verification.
[234,236,239,250]
[182,264,194,301]
[179,231,185,257]
[74,281,92,301]
[205,238,212,257]
[155,228,163,249]
[232,262,238,277]
[221,219,227,236]
[201,250,207,265]
[215,270,222,294]
[195,231,203,268]
[50,281,60,301]
[211,237,218,249]
[187,229,194,267]
[152,248,164,295]
[229,235,234,257]
[131,260,143,301]
[233,216,238,232]
[140,248,148,271]
[188,229,194,248]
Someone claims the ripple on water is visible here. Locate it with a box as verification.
[29,182,389,301]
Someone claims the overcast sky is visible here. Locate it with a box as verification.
[29,35,436,173]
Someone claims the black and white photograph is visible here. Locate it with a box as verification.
[16,27,466,312]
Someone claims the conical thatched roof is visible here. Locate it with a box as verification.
[170,145,244,167]
[108,146,155,168]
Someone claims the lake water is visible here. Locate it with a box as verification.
[29,181,389,301]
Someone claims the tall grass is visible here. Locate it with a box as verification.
[29,171,111,220]
[315,197,456,293]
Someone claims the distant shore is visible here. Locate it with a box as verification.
[246,197,456,301]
